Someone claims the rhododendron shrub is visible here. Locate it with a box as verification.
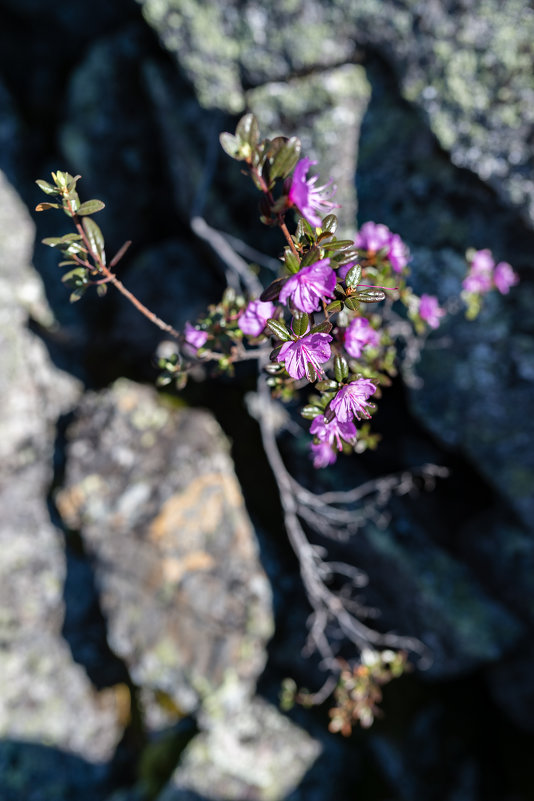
[36,114,518,731]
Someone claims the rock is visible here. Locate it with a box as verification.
[156,696,321,801]
[56,379,274,720]
[352,515,523,679]
[0,171,123,798]
[139,0,534,227]
[247,64,370,231]
[407,247,534,528]
[59,23,173,253]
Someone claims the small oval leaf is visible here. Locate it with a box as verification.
[76,199,105,215]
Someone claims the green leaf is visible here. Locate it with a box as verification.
[260,277,287,302]
[301,405,323,420]
[334,355,349,383]
[61,267,88,286]
[355,289,386,303]
[321,214,338,234]
[268,136,301,181]
[83,217,106,264]
[344,265,362,289]
[35,179,59,196]
[42,233,83,248]
[325,300,343,314]
[69,287,87,303]
[219,132,242,159]
[305,362,318,383]
[266,318,292,341]
[292,312,309,337]
[332,247,360,266]
[301,247,322,268]
[344,296,360,311]
[315,379,338,391]
[66,174,82,192]
[284,248,301,275]
[76,199,105,215]
[310,320,333,335]
[236,113,260,148]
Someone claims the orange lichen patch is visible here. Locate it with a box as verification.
[148,471,251,546]
[162,551,215,584]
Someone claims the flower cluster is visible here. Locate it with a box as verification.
[36,117,520,478]
[463,249,518,295]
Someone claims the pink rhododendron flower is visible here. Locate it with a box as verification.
[470,249,495,274]
[309,414,357,467]
[387,233,410,273]
[462,249,494,293]
[288,158,339,228]
[279,259,336,313]
[354,222,410,273]
[184,322,208,350]
[344,317,380,358]
[310,440,338,468]
[419,294,446,329]
[238,299,275,336]
[276,331,332,380]
[330,378,377,423]
[494,261,519,294]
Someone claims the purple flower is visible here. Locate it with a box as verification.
[419,294,446,329]
[310,440,338,468]
[238,299,275,336]
[184,321,208,350]
[494,261,519,294]
[355,222,392,252]
[387,233,410,273]
[344,317,380,358]
[462,249,494,293]
[354,222,410,273]
[288,158,339,228]
[279,259,336,313]
[276,331,332,380]
[329,378,377,423]
[470,249,495,274]
[310,414,357,462]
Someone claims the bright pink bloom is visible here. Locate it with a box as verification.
[355,222,392,252]
[288,158,339,228]
[344,317,380,358]
[279,259,336,313]
[419,294,446,329]
[238,300,275,336]
[330,378,377,423]
[387,233,410,273]
[354,222,410,273]
[310,415,357,469]
[470,249,495,274]
[184,322,208,350]
[462,249,494,293]
[276,331,332,380]
[494,261,519,294]
[310,440,338,468]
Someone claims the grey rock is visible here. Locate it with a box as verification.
[157,696,321,801]
[0,171,122,793]
[139,0,534,226]
[247,64,371,231]
[56,379,274,720]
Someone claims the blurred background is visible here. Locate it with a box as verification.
[1,1,534,799]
